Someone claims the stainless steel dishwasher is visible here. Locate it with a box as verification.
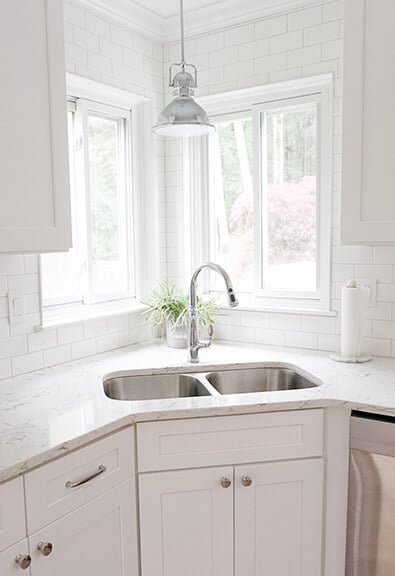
[346,411,395,576]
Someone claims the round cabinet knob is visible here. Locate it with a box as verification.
[220,477,232,488]
[15,554,32,570]
[38,542,53,556]
[241,475,252,487]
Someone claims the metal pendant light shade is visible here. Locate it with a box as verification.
[152,0,215,137]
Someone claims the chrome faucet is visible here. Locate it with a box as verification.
[189,262,239,363]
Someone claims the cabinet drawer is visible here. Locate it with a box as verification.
[0,477,26,552]
[25,427,135,533]
[137,409,323,472]
[0,539,31,575]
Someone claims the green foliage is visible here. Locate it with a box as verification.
[143,281,219,328]
[88,114,120,262]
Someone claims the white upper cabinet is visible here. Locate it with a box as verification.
[0,0,71,253]
[342,0,395,244]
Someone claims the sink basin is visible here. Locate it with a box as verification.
[205,367,319,394]
[103,373,210,401]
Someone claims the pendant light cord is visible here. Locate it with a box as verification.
[180,0,185,69]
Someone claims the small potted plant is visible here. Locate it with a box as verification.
[143,281,219,348]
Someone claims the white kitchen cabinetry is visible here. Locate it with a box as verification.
[0,0,71,253]
[139,467,234,576]
[0,428,139,576]
[138,410,324,576]
[0,478,31,574]
[0,540,31,575]
[28,480,137,576]
[342,0,395,243]
[235,459,323,576]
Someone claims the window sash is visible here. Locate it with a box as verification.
[253,94,322,300]
[42,99,135,308]
[77,99,134,304]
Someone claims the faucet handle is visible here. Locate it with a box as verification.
[200,324,214,349]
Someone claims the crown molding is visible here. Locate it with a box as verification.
[73,0,322,43]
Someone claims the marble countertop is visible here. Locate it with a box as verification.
[1,340,394,483]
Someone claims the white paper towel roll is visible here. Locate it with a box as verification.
[340,280,365,358]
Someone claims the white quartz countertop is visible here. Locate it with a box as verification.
[1,340,394,483]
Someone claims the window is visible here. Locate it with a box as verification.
[187,75,332,311]
[41,98,134,308]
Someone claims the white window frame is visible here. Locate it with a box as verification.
[38,74,156,325]
[185,74,333,313]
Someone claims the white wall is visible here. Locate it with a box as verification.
[162,0,395,357]
[1,0,395,382]
[0,1,165,380]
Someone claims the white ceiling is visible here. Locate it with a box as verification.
[77,0,320,42]
[132,0,218,19]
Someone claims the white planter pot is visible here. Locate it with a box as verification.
[166,320,188,349]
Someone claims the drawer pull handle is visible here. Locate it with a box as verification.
[241,475,252,487]
[65,465,106,488]
[15,555,31,570]
[220,477,232,488]
[38,542,53,556]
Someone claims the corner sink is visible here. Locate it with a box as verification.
[103,373,210,401]
[205,367,319,395]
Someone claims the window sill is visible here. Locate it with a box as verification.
[37,298,147,330]
[218,301,337,317]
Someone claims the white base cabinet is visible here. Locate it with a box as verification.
[0,540,31,575]
[235,459,323,576]
[137,410,325,576]
[139,466,234,576]
[29,480,138,576]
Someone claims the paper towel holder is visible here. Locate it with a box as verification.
[330,279,372,364]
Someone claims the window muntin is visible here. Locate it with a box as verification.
[41,99,134,307]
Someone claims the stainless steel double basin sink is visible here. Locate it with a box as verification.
[103,365,321,402]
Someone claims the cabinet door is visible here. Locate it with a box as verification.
[0,0,71,253]
[0,539,31,575]
[235,459,323,576]
[139,466,234,576]
[29,479,138,576]
[342,0,395,243]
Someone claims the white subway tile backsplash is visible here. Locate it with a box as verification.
[58,324,84,345]
[323,1,343,22]
[2,0,395,380]
[270,30,303,54]
[110,23,133,48]
[28,329,57,352]
[288,7,322,31]
[12,351,44,377]
[74,26,100,52]
[224,24,254,47]
[44,345,72,368]
[86,13,111,38]
[285,331,318,350]
[255,328,285,346]
[303,21,339,46]
[256,52,286,74]
[255,16,287,39]
[287,44,321,68]
[71,338,97,360]
[238,39,269,62]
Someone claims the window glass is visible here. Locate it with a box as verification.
[261,103,317,292]
[210,117,254,293]
[87,113,129,296]
[41,111,81,303]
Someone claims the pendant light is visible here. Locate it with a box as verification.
[152,0,215,137]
